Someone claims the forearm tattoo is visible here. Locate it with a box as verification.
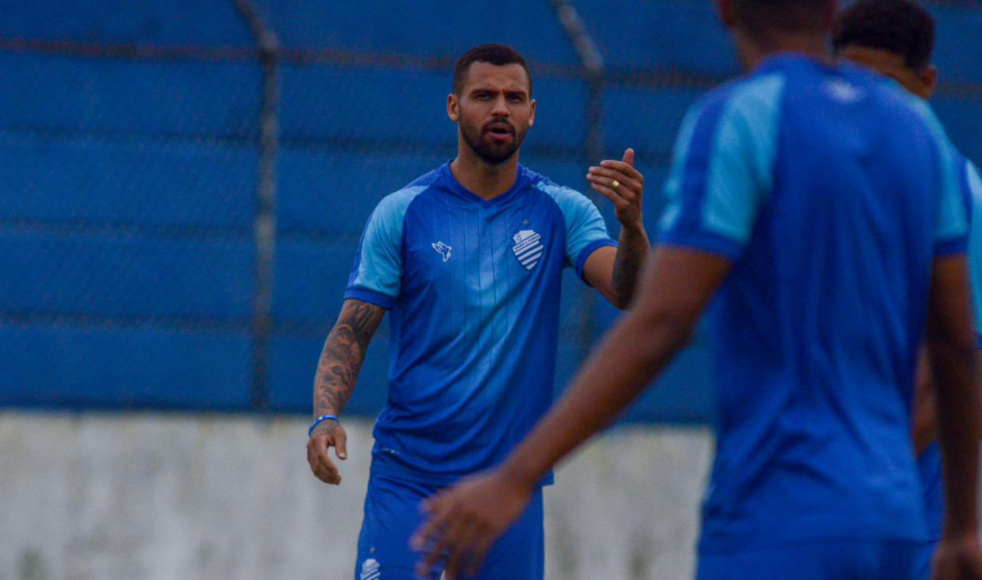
[313,300,386,418]
[612,226,650,307]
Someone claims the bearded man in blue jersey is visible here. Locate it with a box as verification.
[415,2,982,579]
[304,43,651,580]
[832,1,982,578]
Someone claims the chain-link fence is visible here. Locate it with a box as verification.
[2,0,980,421]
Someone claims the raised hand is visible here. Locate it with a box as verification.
[587,148,645,229]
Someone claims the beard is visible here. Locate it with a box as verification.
[459,115,528,166]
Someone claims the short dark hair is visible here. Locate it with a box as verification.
[832,0,935,69]
[452,44,532,96]
[733,0,834,36]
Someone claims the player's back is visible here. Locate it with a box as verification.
[686,56,967,550]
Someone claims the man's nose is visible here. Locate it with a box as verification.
[491,95,511,117]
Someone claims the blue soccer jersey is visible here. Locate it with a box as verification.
[658,55,970,551]
[345,162,616,482]
[917,157,982,543]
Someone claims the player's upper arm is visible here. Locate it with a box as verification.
[964,161,982,345]
[538,181,618,281]
[658,74,785,261]
[344,186,425,309]
[895,98,971,258]
[927,255,977,362]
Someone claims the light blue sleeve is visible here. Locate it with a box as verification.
[965,161,982,342]
[895,96,971,256]
[344,186,425,309]
[537,181,617,278]
[658,74,785,260]
[932,142,971,256]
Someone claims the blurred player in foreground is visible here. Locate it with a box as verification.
[413,1,982,579]
[833,1,982,578]
[305,43,651,580]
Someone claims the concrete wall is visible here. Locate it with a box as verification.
[0,413,712,580]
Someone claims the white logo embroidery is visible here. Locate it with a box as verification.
[825,79,864,104]
[512,229,544,271]
[361,558,381,580]
[431,241,452,262]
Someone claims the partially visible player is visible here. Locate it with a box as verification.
[305,44,651,580]
[832,1,982,578]
[413,1,982,579]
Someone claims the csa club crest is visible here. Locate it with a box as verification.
[512,229,543,270]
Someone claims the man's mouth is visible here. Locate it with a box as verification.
[485,123,514,141]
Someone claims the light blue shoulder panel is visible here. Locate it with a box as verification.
[345,185,428,308]
[536,181,617,277]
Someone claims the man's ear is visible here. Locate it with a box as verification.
[918,64,939,100]
[447,93,460,122]
[528,99,536,127]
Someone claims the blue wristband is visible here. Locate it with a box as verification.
[308,414,340,437]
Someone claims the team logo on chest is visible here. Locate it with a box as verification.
[431,241,452,262]
[512,229,544,271]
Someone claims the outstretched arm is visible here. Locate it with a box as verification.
[412,246,731,579]
[306,299,386,485]
[925,256,982,580]
[583,148,650,309]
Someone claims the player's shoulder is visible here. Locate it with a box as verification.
[852,68,947,139]
[371,166,444,219]
[964,157,982,204]
[686,68,787,134]
[525,169,594,212]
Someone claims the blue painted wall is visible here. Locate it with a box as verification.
[1,0,979,424]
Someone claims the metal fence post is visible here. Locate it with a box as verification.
[547,0,607,359]
[232,0,281,410]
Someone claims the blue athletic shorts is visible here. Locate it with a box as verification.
[915,540,938,580]
[354,469,545,580]
[696,539,923,580]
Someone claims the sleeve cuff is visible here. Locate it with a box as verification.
[343,287,396,309]
[657,230,745,261]
[574,239,618,281]
[934,236,969,258]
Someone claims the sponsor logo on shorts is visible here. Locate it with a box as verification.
[360,558,381,580]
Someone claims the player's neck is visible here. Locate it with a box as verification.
[738,32,830,71]
[450,152,520,201]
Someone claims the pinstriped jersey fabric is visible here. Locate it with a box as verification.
[345,163,615,482]
[658,55,970,551]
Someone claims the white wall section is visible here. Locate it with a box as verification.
[0,413,712,580]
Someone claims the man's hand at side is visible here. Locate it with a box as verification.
[307,420,348,485]
[305,299,386,486]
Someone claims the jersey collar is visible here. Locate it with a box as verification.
[440,162,530,208]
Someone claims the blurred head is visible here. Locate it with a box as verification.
[717,0,837,66]
[832,0,937,99]
[448,44,536,166]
